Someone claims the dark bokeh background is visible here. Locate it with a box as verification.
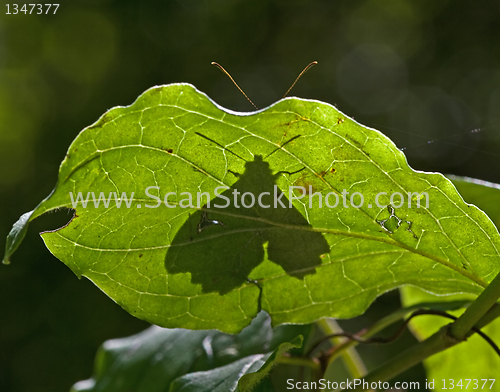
[1,1,500,391]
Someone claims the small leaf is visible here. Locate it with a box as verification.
[169,355,269,392]
[238,336,303,392]
[170,336,302,392]
[2,210,33,265]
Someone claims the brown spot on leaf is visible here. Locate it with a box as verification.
[281,115,309,128]
[294,176,316,195]
[100,113,113,125]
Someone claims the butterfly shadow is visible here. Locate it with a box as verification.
[164,155,330,295]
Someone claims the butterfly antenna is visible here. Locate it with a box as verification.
[283,61,318,98]
[211,62,258,110]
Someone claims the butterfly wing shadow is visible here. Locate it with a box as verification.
[164,155,330,295]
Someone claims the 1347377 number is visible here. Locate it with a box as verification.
[6,4,59,14]
[441,379,496,390]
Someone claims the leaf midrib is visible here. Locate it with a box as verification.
[44,202,488,288]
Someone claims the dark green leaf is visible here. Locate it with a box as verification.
[72,311,310,392]
[238,336,302,392]
[2,210,33,265]
[169,354,270,392]
[170,336,302,392]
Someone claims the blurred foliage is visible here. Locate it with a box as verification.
[1,1,500,391]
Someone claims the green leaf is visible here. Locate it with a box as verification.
[72,311,308,392]
[237,336,302,392]
[2,210,33,265]
[170,336,302,392]
[449,175,500,228]
[5,83,500,332]
[169,355,271,392]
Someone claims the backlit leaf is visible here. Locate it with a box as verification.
[5,84,500,332]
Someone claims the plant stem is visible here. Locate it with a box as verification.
[317,318,367,378]
[352,326,457,390]
[325,303,431,364]
[475,303,500,330]
[450,271,500,340]
[324,299,497,367]
[275,355,322,380]
[346,280,500,390]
